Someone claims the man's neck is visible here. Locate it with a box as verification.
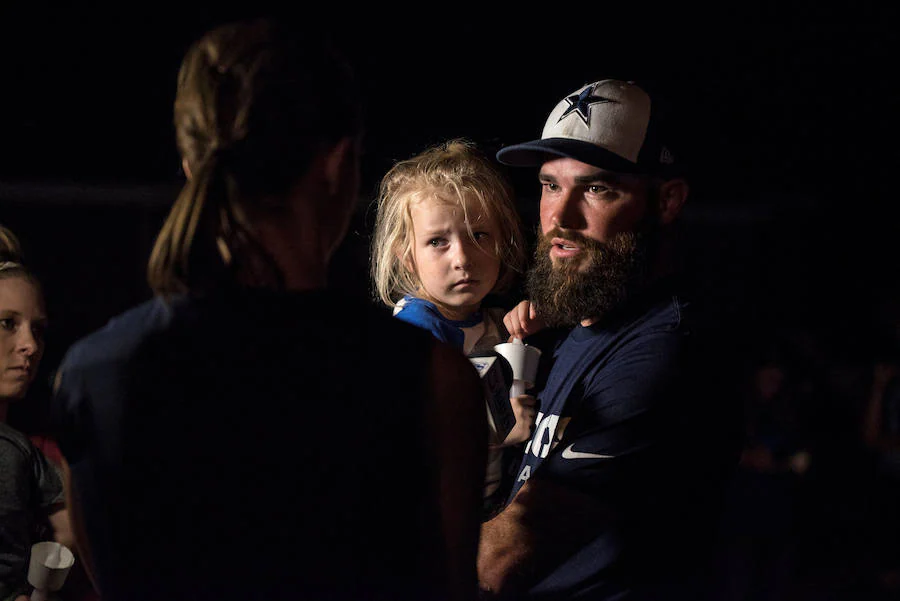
[580,270,679,328]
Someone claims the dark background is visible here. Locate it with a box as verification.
[0,5,897,365]
[0,5,893,381]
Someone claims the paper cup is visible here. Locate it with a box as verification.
[494,340,541,389]
[27,541,75,592]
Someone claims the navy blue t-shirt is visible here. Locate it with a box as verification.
[508,281,740,599]
[51,287,447,601]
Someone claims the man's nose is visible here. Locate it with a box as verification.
[547,189,584,230]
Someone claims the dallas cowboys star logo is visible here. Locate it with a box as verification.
[557,85,615,127]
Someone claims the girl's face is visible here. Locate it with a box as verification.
[0,276,46,400]
[409,195,501,321]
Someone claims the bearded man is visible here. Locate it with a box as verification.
[478,79,741,601]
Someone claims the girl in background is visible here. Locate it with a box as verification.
[0,224,72,601]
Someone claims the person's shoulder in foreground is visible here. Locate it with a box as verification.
[57,288,428,374]
[477,78,740,601]
[55,296,171,372]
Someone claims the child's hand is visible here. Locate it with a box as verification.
[500,394,537,446]
[504,301,546,341]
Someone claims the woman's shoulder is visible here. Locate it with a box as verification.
[59,296,175,375]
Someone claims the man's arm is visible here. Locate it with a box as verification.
[428,341,488,601]
[478,477,611,596]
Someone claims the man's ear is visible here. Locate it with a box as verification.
[657,178,689,225]
[323,137,357,196]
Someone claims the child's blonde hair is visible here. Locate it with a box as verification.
[370,139,526,308]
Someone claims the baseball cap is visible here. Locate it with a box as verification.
[496,79,677,176]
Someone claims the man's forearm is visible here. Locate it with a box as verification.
[478,478,610,597]
[478,496,532,595]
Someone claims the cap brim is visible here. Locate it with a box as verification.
[496,138,647,174]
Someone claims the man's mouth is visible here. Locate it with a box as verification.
[551,238,582,257]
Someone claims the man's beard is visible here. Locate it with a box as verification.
[526,226,656,328]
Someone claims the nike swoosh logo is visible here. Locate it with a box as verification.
[561,444,615,460]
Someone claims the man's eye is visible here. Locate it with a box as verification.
[541,182,558,192]
[0,318,15,331]
[589,185,609,194]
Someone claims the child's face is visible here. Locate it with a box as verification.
[409,195,501,321]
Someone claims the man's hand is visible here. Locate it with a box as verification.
[504,301,545,341]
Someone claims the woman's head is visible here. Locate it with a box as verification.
[149,18,363,296]
[0,226,46,403]
[371,139,525,313]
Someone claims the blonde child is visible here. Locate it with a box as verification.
[370,139,536,515]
